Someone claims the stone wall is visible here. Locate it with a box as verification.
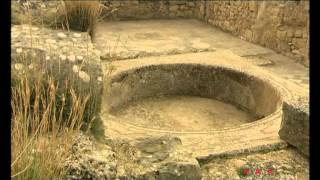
[101,0,309,66]
[101,0,195,20]
[194,0,309,66]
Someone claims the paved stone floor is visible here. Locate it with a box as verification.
[94,19,309,89]
[95,19,309,179]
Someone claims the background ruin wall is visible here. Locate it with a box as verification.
[102,0,309,66]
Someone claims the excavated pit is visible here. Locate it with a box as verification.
[106,64,282,131]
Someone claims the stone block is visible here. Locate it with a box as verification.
[292,38,307,51]
[156,161,202,180]
[286,29,294,38]
[169,5,179,12]
[244,29,253,40]
[278,41,291,52]
[112,1,121,7]
[249,2,257,11]
[302,30,308,39]
[295,30,303,38]
[187,2,195,7]
[277,30,287,41]
[279,97,309,156]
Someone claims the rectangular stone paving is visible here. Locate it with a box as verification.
[95,19,309,89]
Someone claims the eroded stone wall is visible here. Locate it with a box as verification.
[101,0,195,20]
[101,0,309,66]
[195,0,309,66]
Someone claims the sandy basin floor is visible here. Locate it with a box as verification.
[109,95,256,131]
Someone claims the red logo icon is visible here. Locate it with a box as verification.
[255,168,262,175]
[243,168,251,175]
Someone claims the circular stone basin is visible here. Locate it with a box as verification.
[106,64,282,131]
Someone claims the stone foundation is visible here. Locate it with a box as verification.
[101,0,309,67]
[101,0,195,20]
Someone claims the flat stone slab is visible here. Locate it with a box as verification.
[94,19,309,90]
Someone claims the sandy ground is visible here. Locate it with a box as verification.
[109,95,255,131]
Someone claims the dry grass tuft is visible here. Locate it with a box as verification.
[60,0,104,32]
[11,1,107,179]
[11,67,90,179]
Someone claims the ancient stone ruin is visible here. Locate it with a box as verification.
[11,0,309,179]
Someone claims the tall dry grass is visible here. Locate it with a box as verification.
[60,0,104,33]
[12,0,106,34]
[11,72,90,179]
[11,0,105,179]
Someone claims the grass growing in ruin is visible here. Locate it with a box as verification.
[62,0,104,32]
[12,0,106,32]
[11,0,106,179]
[11,70,89,179]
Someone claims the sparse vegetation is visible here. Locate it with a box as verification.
[12,0,105,33]
[11,1,106,179]
[61,0,104,32]
[11,56,90,179]
[11,48,104,179]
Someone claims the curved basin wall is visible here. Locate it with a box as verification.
[106,64,282,119]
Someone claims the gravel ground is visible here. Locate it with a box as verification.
[201,147,309,180]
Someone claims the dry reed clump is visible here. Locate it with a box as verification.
[59,0,104,32]
[11,1,105,34]
[11,46,103,179]
[11,1,106,178]
[11,60,89,179]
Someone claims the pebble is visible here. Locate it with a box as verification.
[76,55,84,61]
[94,50,101,55]
[73,33,81,38]
[14,63,24,71]
[79,71,90,83]
[292,50,300,54]
[16,48,23,54]
[68,55,76,62]
[73,65,80,73]
[57,32,67,39]
[28,64,34,69]
[59,54,67,61]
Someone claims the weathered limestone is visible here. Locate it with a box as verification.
[194,0,309,66]
[106,63,282,120]
[101,51,308,163]
[65,134,201,180]
[279,97,309,156]
[12,1,309,66]
[101,0,195,20]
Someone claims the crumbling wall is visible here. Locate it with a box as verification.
[195,0,309,66]
[101,0,195,20]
